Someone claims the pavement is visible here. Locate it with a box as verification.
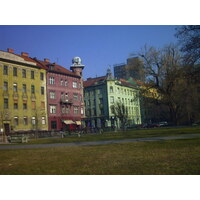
[0,133,200,150]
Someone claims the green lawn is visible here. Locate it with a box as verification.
[25,126,200,145]
[0,137,200,175]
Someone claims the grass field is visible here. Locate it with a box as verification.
[0,137,200,175]
[5,126,200,145]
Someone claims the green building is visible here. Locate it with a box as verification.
[83,69,141,129]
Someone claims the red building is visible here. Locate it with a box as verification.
[34,57,85,131]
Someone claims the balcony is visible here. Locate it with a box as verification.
[31,94,36,100]
[13,92,19,100]
[22,93,28,100]
[60,98,73,105]
[3,91,9,97]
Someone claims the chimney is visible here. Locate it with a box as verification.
[7,48,14,53]
[21,52,29,57]
[44,58,50,63]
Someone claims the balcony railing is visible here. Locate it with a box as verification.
[60,98,73,104]
[13,92,19,99]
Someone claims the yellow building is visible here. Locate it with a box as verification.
[0,49,48,134]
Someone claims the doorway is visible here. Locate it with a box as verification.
[4,123,10,135]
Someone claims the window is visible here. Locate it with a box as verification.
[134,107,139,116]
[110,86,113,93]
[4,98,8,109]
[73,93,78,101]
[22,84,27,93]
[14,102,18,109]
[3,81,8,91]
[23,103,27,110]
[61,106,65,114]
[65,80,68,87]
[73,106,79,114]
[13,67,17,76]
[13,83,18,92]
[97,88,102,95]
[41,102,45,109]
[60,92,64,101]
[3,65,8,75]
[50,91,56,99]
[65,93,68,100]
[90,90,94,96]
[32,101,36,110]
[60,79,63,86]
[124,89,127,95]
[99,98,103,104]
[110,96,114,104]
[66,107,69,114]
[49,65,54,70]
[100,108,104,115]
[117,87,120,93]
[40,72,44,80]
[41,117,46,125]
[72,81,77,88]
[32,117,36,125]
[51,121,57,129]
[14,117,19,126]
[49,77,55,85]
[41,87,44,95]
[31,85,35,94]
[22,69,26,78]
[31,71,35,79]
[50,105,56,114]
[81,107,84,115]
[23,117,28,125]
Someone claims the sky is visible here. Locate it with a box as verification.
[0,25,179,80]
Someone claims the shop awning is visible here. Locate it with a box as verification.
[63,120,75,125]
[75,121,81,125]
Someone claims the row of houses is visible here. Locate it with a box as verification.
[0,48,142,135]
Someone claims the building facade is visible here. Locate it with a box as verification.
[83,69,141,129]
[114,57,144,81]
[0,49,48,134]
[34,57,85,131]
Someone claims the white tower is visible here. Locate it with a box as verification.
[70,57,85,77]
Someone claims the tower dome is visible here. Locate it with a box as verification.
[72,57,82,65]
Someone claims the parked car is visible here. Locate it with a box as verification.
[137,123,160,128]
[192,121,200,126]
[158,121,168,127]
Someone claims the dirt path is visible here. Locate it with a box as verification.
[0,133,200,150]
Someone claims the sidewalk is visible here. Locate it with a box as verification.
[1,133,200,150]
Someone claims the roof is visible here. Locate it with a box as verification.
[0,50,40,68]
[119,79,138,88]
[0,49,80,77]
[34,59,80,77]
[83,76,106,87]
[83,75,138,89]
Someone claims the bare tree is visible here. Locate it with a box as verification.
[110,102,128,130]
[138,44,189,125]
[175,25,200,64]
